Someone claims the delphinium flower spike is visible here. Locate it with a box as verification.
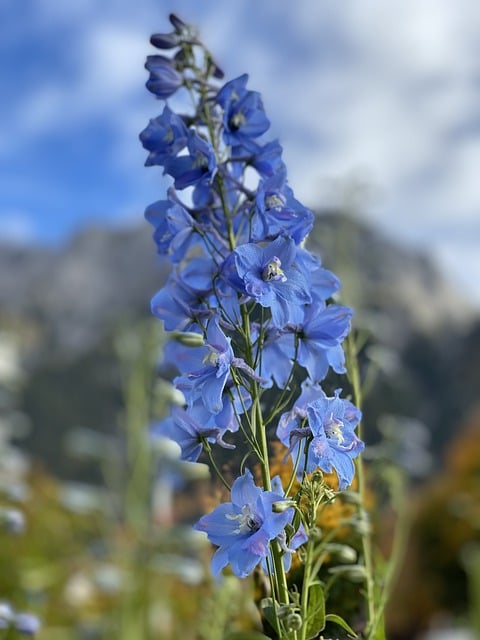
[141,13,365,639]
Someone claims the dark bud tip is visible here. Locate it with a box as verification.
[150,33,179,50]
[212,63,225,79]
[169,13,187,31]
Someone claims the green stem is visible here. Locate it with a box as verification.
[299,538,314,640]
[204,441,231,491]
[242,307,296,639]
[346,332,376,636]
[367,472,410,639]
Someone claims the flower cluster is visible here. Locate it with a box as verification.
[0,602,40,637]
[141,14,364,581]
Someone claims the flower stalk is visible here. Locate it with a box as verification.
[140,13,368,639]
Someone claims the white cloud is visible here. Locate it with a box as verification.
[0,212,37,245]
[2,0,480,304]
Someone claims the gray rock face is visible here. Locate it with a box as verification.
[308,212,475,346]
[0,213,476,361]
[0,223,168,357]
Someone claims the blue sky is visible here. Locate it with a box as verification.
[2,0,480,305]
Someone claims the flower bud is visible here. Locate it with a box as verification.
[179,461,211,481]
[272,499,296,513]
[150,33,180,49]
[308,526,323,541]
[152,435,181,460]
[285,612,303,631]
[328,564,367,583]
[323,543,357,564]
[212,63,225,79]
[169,13,187,31]
[349,515,371,536]
[145,55,183,99]
[340,490,362,505]
[171,331,205,347]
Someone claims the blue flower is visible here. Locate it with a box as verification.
[174,317,234,414]
[145,55,183,98]
[151,271,210,332]
[232,236,311,327]
[153,405,234,462]
[252,172,314,244]
[296,300,353,382]
[193,469,294,578]
[145,196,198,262]
[258,328,295,388]
[163,130,216,189]
[216,74,270,150]
[249,139,286,178]
[139,105,188,166]
[277,388,364,490]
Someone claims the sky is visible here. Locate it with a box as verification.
[1,0,480,306]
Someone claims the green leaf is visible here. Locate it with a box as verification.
[305,583,326,640]
[259,597,278,633]
[224,633,271,640]
[325,613,358,638]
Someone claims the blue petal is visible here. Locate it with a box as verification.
[231,470,262,508]
[211,546,229,577]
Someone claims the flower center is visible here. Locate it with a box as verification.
[230,111,247,130]
[262,256,287,283]
[164,126,174,143]
[203,348,219,367]
[265,193,285,210]
[226,504,260,534]
[324,412,345,445]
[203,347,230,378]
[192,150,208,170]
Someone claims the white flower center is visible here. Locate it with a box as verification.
[324,412,345,445]
[226,504,260,534]
[262,256,287,282]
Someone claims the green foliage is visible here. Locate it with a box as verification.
[304,583,325,640]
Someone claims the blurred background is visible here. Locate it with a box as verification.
[1,1,479,639]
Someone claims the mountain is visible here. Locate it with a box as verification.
[1,213,474,360]
[0,213,478,479]
[308,212,475,346]
[0,223,169,360]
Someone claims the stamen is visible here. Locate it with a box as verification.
[203,348,219,367]
[262,256,287,282]
[324,412,345,445]
[225,505,260,533]
[265,194,285,209]
[231,111,247,129]
[192,150,208,169]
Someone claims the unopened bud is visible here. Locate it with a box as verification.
[328,564,367,583]
[308,526,323,541]
[340,490,362,505]
[276,605,291,620]
[169,13,187,31]
[272,500,296,513]
[171,331,204,347]
[349,515,371,536]
[152,436,181,460]
[285,612,303,631]
[324,543,357,564]
[150,33,180,49]
[178,461,210,481]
